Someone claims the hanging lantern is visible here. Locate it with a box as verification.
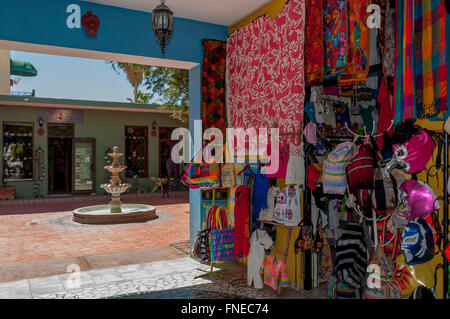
[152,0,174,55]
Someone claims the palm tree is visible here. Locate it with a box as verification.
[108,62,150,103]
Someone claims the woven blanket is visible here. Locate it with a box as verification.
[338,0,371,87]
[323,0,347,77]
[394,0,416,124]
[201,39,227,133]
[414,0,448,119]
[305,0,324,85]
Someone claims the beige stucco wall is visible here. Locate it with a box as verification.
[0,50,10,95]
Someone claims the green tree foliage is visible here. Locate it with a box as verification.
[143,66,189,123]
[108,62,189,123]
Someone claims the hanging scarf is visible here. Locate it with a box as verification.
[201,39,227,134]
[323,0,347,78]
[305,0,324,85]
[394,0,416,125]
[414,0,448,119]
[338,0,371,88]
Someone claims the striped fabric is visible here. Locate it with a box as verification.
[326,274,360,299]
[394,0,416,124]
[335,222,371,289]
[414,0,448,119]
[323,142,355,195]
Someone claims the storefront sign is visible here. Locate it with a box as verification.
[38,108,84,124]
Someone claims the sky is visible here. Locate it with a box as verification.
[10,50,147,103]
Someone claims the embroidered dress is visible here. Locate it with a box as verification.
[259,255,289,291]
[234,185,251,257]
[273,185,302,227]
[247,230,274,289]
[285,143,305,186]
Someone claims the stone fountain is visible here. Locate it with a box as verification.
[73,146,157,224]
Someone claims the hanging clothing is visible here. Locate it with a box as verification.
[252,173,270,226]
[273,185,302,226]
[259,255,289,291]
[285,142,305,186]
[263,142,289,178]
[247,230,274,289]
[259,186,281,222]
[234,185,251,257]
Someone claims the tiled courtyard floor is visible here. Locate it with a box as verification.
[0,192,326,299]
[0,195,190,265]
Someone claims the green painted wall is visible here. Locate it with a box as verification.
[0,105,186,198]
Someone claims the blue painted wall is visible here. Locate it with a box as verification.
[0,0,228,249]
[0,0,227,63]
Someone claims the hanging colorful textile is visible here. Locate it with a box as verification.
[383,0,396,92]
[394,0,416,125]
[201,39,227,134]
[305,0,324,85]
[323,0,347,78]
[413,0,448,119]
[338,0,371,88]
[226,0,305,152]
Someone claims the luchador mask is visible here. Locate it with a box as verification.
[385,128,435,175]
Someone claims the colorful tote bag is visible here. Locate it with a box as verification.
[209,207,237,262]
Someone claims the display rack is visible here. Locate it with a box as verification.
[258,219,293,297]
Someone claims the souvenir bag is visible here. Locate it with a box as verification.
[181,144,221,189]
[318,244,333,284]
[363,246,402,299]
[294,209,314,253]
[192,205,217,263]
[221,163,236,188]
[209,207,237,262]
[326,273,361,299]
[220,144,236,188]
[346,143,376,191]
[312,212,328,253]
[370,136,398,215]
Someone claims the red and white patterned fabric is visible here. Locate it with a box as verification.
[226,0,305,152]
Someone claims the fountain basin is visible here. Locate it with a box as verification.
[73,204,158,224]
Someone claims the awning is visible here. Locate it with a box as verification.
[10,59,37,77]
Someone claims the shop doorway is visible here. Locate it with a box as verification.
[47,124,74,195]
[159,127,181,179]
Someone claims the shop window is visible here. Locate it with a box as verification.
[124,126,148,178]
[2,122,34,181]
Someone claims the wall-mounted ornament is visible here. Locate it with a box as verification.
[81,10,100,36]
